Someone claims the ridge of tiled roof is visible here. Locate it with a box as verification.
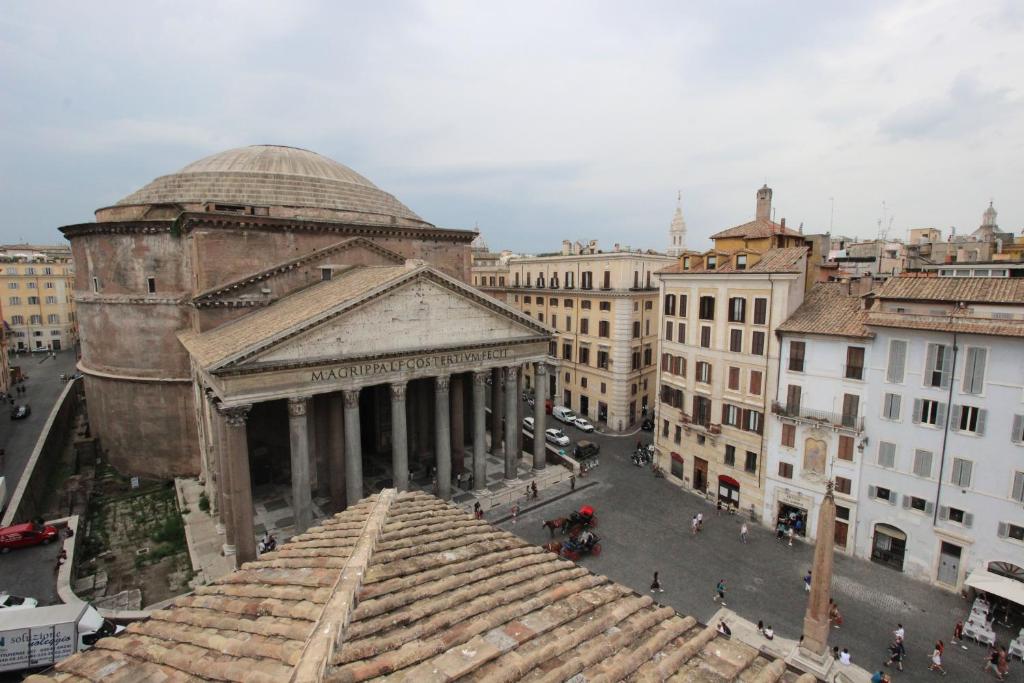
[776,283,872,339]
[32,491,789,682]
[710,217,804,240]
[865,310,1024,338]
[873,277,1024,304]
[658,246,807,275]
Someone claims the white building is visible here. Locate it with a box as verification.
[765,282,872,553]
[855,277,1024,591]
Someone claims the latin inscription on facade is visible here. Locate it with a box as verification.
[310,348,511,382]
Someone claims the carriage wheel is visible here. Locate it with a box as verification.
[592,543,602,556]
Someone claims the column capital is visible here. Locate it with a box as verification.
[435,375,450,393]
[218,404,251,427]
[343,389,360,409]
[473,370,489,386]
[287,396,308,417]
[390,381,408,401]
[535,362,548,376]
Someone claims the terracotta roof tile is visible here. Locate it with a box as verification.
[710,217,804,240]
[874,276,1024,304]
[865,310,1024,338]
[658,246,807,275]
[776,283,872,339]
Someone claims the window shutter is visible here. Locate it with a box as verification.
[939,506,949,520]
[976,409,987,436]
[867,485,877,499]
[998,522,1009,537]
[901,495,911,509]
[1012,472,1024,503]
[963,347,986,394]
[912,398,922,424]
[1013,415,1024,444]
[940,345,953,388]
[925,501,935,515]
[950,404,962,431]
[888,490,897,505]
[962,460,973,487]
[936,402,947,428]
[964,513,974,528]
[924,343,938,383]
[887,340,906,383]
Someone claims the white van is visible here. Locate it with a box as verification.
[552,406,577,424]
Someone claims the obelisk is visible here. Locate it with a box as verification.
[802,481,836,656]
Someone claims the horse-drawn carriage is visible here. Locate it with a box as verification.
[542,505,597,539]
[542,505,601,560]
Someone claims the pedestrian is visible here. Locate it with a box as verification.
[474,501,483,520]
[929,641,947,675]
[787,526,795,547]
[997,647,1009,680]
[982,645,1004,680]
[829,600,843,628]
[884,637,905,671]
[804,570,812,592]
[872,671,891,683]
[951,620,963,644]
[511,503,519,525]
[839,648,851,665]
[832,646,840,660]
[570,474,576,490]
[894,623,905,640]
[650,571,664,593]
[763,624,774,640]
[740,523,748,544]
[713,578,726,605]
[691,515,699,535]
[716,621,731,637]
[531,481,538,499]
[696,512,703,532]
[757,620,764,635]
[716,499,722,515]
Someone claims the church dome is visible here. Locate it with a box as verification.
[107,145,427,225]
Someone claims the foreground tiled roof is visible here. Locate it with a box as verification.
[776,283,872,339]
[31,491,793,682]
[874,276,1024,304]
[866,310,1024,338]
[710,217,803,240]
[659,247,807,275]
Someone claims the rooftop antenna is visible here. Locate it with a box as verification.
[829,197,835,233]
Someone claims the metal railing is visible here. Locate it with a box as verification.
[771,401,864,432]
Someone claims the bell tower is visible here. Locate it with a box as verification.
[756,184,773,220]
[667,191,687,257]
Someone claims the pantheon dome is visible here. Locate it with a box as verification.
[98,144,429,226]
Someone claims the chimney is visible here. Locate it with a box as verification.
[561,240,572,256]
[780,217,786,230]
[756,184,773,220]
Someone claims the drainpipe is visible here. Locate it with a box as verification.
[756,274,777,523]
[932,331,958,525]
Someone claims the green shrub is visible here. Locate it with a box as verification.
[198,492,210,513]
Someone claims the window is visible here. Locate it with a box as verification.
[913,398,946,427]
[665,321,674,341]
[753,298,767,325]
[579,347,590,365]
[838,435,854,460]
[25,267,35,275]
[1011,472,1024,503]
[599,301,611,311]
[580,377,587,388]
[905,496,930,513]
[597,350,609,368]
[877,441,896,468]
[698,296,715,320]
[751,331,765,356]
[674,425,682,444]
[679,295,688,317]
[45,296,57,304]
[581,299,591,309]
[706,255,717,269]
[778,462,794,479]
[913,449,933,478]
[29,315,41,324]
[45,281,54,289]
[925,343,953,388]
[549,341,558,357]
[692,395,712,426]
[724,444,736,466]
[882,393,901,420]
[998,523,1024,542]
[788,341,805,371]
[581,318,589,334]
[632,321,640,338]
[524,295,532,304]
[872,486,894,503]
[886,340,907,383]
[743,409,763,434]
[674,355,687,377]
[600,382,606,393]
[643,346,652,366]
[645,300,653,310]
[538,313,544,323]
[598,321,610,337]
[785,384,801,413]
[729,329,742,352]
[962,347,987,394]
[664,294,676,316]
[781,423,795,448]
[696,361,711,384]
[1013,415,1024,444]
[564,298,573,307]
[27,296,39,305]
[662,419,670,437]
[581,271,592,289]
[8,296,19,305]
[749,370,762,395]
[950,458,973,488]
[562,343,572,361]
[700,326,711,348]
[953,405,986,435]
[841,394,859,428]
[941,507,971,527]
[7,282,17,289]
[526,273,532,287]
[728,297,746,323]
[722,403,740,427]
[10,315,24,325]
[677,323,686,344]
[844,346,864,380]
[744,451,757,473]
[46,314,59,324]
[736,254,747,270]
[565,316,571,329]
[727,366,740,391]
[631,350,641,370]
[835,476,852,495]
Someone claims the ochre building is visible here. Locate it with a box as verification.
[62,145,552,563]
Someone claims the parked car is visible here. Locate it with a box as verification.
[572,417,595,432]
[552,406,577,424]
[573,440,600,459]
[0,593,38,611]
[523,416,535,432]
[10,405,30,421]
[544,428,570,446]
[0,522,58,552]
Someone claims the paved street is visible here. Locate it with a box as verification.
[0,350,79,498]
[493,406,989,682]
[0,538,61,606]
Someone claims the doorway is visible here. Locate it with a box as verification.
[937,542,962,586]
[693,457,708,493]
[563,389,572,410]
[871,524,907,571]
[52,340,61,351]
[548,374,556,400]
[579,395,589,418]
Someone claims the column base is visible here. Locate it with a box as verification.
[215,523,225,535]
[473,488,489,497]
[222,543,236,556]
[786,646,835,680]
[532,465,546,472]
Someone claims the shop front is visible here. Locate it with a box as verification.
[717,474,740,507]
[871,523,907,572]
[670,451,684,479]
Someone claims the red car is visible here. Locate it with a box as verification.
[0,522,59,552]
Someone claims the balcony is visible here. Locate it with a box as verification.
[771,401,863,432]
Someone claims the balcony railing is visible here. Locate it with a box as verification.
[771,401,864,432]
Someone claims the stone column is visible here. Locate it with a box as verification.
[327,393,346,512]
[287,397,313,534]
[533,362,548,471]
[390,381,409,491]
[434,375,452,500]
[343,389,363,505]
[504,364,520,481]
[221,404,256,565]
[490,367,504,457]
[472,370,488,493]
[213,399,234,551]
[314,397,330,498]
[450,374,465,475]
[802,485,837,656]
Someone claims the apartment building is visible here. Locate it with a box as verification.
[652,187,811,516]
[0,245,77,352]
[765,282,873,553]
[489,242,675,430]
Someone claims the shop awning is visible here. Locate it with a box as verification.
[964,567,1024,607]
[718,475,740,488]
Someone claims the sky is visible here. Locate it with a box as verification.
[1,0,1022,253]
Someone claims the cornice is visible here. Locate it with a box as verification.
[73,294,188,306]
[487,286,660,298]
